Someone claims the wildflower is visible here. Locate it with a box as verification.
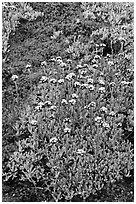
[103,122,110,129]
[49,105,57,111]
[30,119,37,126]
[50,58,56,62]
[74,81,81,88]
[110,82,116,87]
[50,137,58,143]
[69,99,76,105]
[11,74,18,81]
[99,87,105,93]
[120,81,130,86]
[85,101,96,109]
[60,62,67,67]
[64,127,71,134]
[41,61,47,66]
[87,78,93,84]
[72,93,78,99]
[26,64,31,69]
[49,78,57,84]
[35,105,42,111]
[56,56,62,61]
[66,59,72,63]
[98,78,105,86]
[100,106,108,114]
[92,64,98,69]
[49,114,55,120]
[58,79,65,84]
[80,70,87,76]
[95,116,102,123]
[77,149,86,155]
[94,55,101,60]
[76,64,83,70]
[64,118,71,124]
[65,73,76,80]
[40,76,48,83]
[88,84,95,91]
[108,61,114,66]
[108,111,116,117]
[44,101,52,107]
[61,99,68,105]
[83,64,89,68]
[38,102,44,107]
[81,83,89,89]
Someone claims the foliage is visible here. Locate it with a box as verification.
[2,2,134,202]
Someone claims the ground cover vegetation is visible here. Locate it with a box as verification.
[2,2,134,202]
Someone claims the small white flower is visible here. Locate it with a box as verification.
[100,106,108,113]
[49,78,57,84]
[56,56,62,61]
[94,55,101,60]
[41,61,47,66]
[66,59,72,63]
[90,101,96,107]
[72,93,78,99]
[58,79,65,84]
[77,149,86,155]
[40,76,48,83]
[61,99,68,105]
[83,64,89,68]
[110,82,116,87]
[121,81,130,86]
[108,61,114,66]
[59,62,67,67]
[26,64,32,69]
[87,78,93,84]
[74,81,81,87]
[88,84,95,91]
[108,111,116,117]
[95,116,102,123]
[11,75,18,81]
[65,73,76,80]
[38,102,44,107]
[69,99,76,105]
[50,58,56,62]
[99,87,105,93]
[103,122,110,129]
[76,64,83,69]
[44,101,52,106]
[49,105,57,111]
[35,105,42,111]
[64,127,71,133]
[30,120,37,126]
[50,137,58,143]
[93,64,98,69]
[98,78,105,86]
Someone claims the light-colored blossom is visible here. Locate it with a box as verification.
[88,84,95,91]
[108,61,114,66]
[100,106,108,113]
[50,137,58,143]
[30,119,37,126]
[11,75,18,81]
[74,81,81,87]
[61,99,68,105]
[77,149,86,155]
[41,61,47,66]
[121,81,130,86]
[49,78,57,84]
[72,93,78,99]
[110,82,116,87]
[69,99,76,105]
[26,64,32,69]
[93,64,98,69]
[103,122,110,129]
[44,101,52,106]
[49,105,57,111]
[65,73,76,80]
[98,78,105,86]
[64,127,71,133]
[87,78,93,84]
[40,76,48,83]
[108,111,116,117]
[58,79,65,84]
[99,87,105,93]
[50,58,56,62]
[95,116,102,123]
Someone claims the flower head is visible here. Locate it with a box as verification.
[103,122,110,129]
[72,93,78,99]
[65,73,76,80]
[100,106,108,114]
[74,81,81,88]
[58,79,65,84]
[64,127,71,134]
[61,99,68,105]
[41,61,47,66]
[44,101,52,107]
[49,105,57,111]
[40,76,48,83]
[99,87,105,93]
[26,64,32,69]
[77,149,86,155]
[108,111,116,117]
[50,137,58,143]
[30,119,37,126]
[69,99,76,105]
[49,78,57,84]
[98,78,105,86]
[11,74,18,81]
[87,78,94,84]
[95,116,102,123]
